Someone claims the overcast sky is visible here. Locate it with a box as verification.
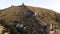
[0,0,60,13]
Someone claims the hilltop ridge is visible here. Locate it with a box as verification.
[0,4,60,34]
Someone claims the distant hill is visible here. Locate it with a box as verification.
[0,4,60,34]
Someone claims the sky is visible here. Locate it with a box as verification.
[0,0,60,13]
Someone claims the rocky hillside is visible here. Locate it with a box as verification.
[0,4,60,34]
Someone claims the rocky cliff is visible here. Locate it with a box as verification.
[0,4,60,34]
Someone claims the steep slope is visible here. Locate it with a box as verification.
[0,6,58,24]
[0,5,60,34]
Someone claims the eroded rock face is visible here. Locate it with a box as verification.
[23,10,34,17]
[0,4,60,34]
[17,16,47,34]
